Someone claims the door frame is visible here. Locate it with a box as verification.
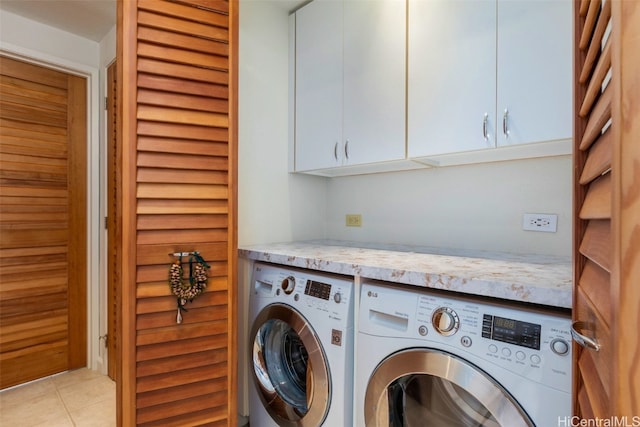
[0,44,104,373]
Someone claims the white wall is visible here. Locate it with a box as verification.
[325,155,572,256]
[238,0,327,247]
[0,10,99,68]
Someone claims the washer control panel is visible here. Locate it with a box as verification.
[482,314,541,350]
[304,279,332,300]
[359,281,572,393]
[252,263,353,322]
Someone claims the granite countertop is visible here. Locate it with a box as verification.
[238,240,573,309]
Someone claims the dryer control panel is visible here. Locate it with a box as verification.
[359,281,572,393]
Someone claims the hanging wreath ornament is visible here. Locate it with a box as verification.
[169,251,210,324]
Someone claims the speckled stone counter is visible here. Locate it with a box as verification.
[238,240,572,309]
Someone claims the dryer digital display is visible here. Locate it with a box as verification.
[482,314,541,350]
[305,280,331,300]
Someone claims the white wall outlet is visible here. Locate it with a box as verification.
[522,213,558,233]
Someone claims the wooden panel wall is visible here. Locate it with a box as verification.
[117,0,238,425]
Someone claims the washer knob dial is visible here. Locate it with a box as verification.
[281,276,296,294]
[432,307,460,336]
[334,292,342,303]
[551,338,570,355]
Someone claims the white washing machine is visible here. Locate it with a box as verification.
[356,280,572,427]
[248,262,354,427]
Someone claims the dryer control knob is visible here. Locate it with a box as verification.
[281,276,296,294]
[551,338,570,355]
[334,292,342,304]
[432,307,460,336]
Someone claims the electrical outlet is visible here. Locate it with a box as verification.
[346,214,362,227]
[522,213,558,233]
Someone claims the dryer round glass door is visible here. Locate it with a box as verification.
[364,349,534,427]
[251,303,330,426]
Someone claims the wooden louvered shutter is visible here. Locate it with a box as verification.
[117,0,238,425]
[573,0,613,417]
[573,0,640,419]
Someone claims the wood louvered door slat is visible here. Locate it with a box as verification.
[0,55,87,389]
[573,0,613,418]
[572,0,640,419]
[117,0,238,425]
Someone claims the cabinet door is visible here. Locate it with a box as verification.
[496,0,572,146]
[295,0,343,171]
[342,0,406,166]
[408,0,497,158]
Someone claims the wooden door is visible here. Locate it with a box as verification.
[117,0,238,425]
[0,55,87,389]
[572,0,640,418]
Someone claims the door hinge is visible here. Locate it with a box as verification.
[104,216,108,230]
[104,96,108,110]
[99,334,109,347]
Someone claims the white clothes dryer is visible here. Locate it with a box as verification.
[356,280,572,427]
[248,262,354,427]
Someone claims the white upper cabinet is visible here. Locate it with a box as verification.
[408,0,572,159]
[295,0,343,171]
[408,0,497,158]
[496,0,572,147]
[294,0,406,172]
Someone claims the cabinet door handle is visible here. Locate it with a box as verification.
[334,142,338,160]
[344,140,350,160]
[571,321,600,351]
[482,113,489,140]
[502,109,509,138]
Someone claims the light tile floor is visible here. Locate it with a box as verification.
[0,368,115,427]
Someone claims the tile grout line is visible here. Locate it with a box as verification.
[53,376,78,427]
